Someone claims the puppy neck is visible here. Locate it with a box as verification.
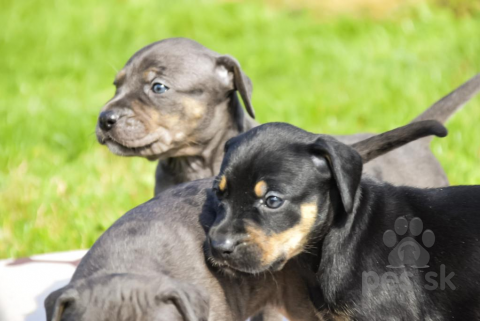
[294,183,362,275]
[312,180,396,311]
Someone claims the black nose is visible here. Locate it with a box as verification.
[210,235,244,256]
[98,111,119,131]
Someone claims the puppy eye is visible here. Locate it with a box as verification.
[151,82,169,94]
[265,196,284,209]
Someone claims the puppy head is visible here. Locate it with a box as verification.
[205,123,363,274]
[45,274,209,321]
[96,37,254,160]
[205,121,447,274]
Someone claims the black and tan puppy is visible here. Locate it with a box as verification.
[206,120,480,320]
[96,37,480,194]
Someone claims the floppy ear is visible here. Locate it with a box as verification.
[223,135,240,153]
[45,286,79,321]
[155,282,210,321]
[310,137,363,214]
[216,55,255,121]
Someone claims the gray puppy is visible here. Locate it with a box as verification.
[45,179,319,321]
[45,274,210,321]
[96,38,480,194]
[47,121,445,321]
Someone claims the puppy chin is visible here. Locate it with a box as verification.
[210,250,285,275]
[102,139,169,159]
[104,140,137,156]
[223,257,286,275]
[212,260,267,276]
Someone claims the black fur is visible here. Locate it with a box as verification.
[206,121,480,320]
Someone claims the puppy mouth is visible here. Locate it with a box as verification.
[104,139,162,160]
[209,256,287,275]
[102,138,168,159]
[207,256,267,276]
[205,244,286,274]
[96,126,171,159]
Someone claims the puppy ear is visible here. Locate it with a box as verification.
[45,286,79,321]
[310,137,363,214]
[155,282,210,321]
[223,135,241,153]
[216,55,255,120]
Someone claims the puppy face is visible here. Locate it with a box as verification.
[96,38,254,160]
[205,123,362,274]
[45,274,209,321]
[205,121,448,274]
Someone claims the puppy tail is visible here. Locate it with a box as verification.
[352,120,447,163]
[410,73,480,126]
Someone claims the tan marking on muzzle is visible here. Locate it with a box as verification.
[182,97,205,119]
[131,99,180,132]
[218,175,227,192]
[131,101,159,132]
[246,203,317,265]
[150,110,180,129]
[254,181,268,198]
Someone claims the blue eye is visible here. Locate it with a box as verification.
[151,82,168,94]
[265,196,284,209]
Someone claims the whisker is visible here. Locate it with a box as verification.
[106,60,119,73]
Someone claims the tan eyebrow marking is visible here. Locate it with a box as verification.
[113,69,126,86]
[143,68,156,82]
[254,180,268,198]
[142,67,167,82]
[218,175,227,192]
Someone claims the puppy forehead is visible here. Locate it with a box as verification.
[224,154,317,198]
[225,164,308,199]
[142,66,166,82]
[133,44,215,74]
[121,41,222,92]
[227,123,313,156]
[226,143,305,179]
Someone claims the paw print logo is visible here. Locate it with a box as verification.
[383,217,435,268]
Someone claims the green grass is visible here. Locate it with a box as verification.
[1,0,479,259]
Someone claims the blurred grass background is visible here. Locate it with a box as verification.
[1,0,479,258]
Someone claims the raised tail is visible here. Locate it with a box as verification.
[352,120,447,163]
[411,73,480,124]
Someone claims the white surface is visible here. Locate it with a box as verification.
[0,250,87,321]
